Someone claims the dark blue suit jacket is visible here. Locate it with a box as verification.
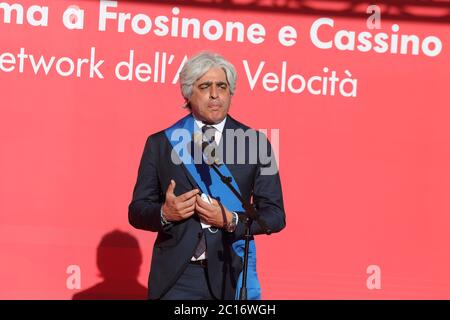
[128,115,286,299]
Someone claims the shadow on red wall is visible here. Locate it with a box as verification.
[72,230,148,300]
[133,0,449,24]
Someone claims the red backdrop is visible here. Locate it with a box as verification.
[1,0,449,299]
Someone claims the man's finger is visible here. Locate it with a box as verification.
[195,204,208,216]
[178,188,200,201]
[196,195,213,210]
[175,196,197,210]
[180,203,196,215]
[180,207,196,219]
[165,179,176,197]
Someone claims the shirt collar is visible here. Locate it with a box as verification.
[193,115,227,134]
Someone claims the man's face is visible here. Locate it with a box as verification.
[189,67,232,124]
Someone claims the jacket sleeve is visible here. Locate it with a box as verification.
[128,135,167,232]
[232,132,286,239]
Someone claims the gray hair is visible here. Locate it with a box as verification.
[179,52,237,108]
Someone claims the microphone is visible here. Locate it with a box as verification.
[193,131,223,166]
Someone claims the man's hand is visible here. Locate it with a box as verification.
[162,180,199,222]
[196,195,233,229]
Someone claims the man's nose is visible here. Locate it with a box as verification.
[209,85,218,99]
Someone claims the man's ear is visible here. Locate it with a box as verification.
[183,100,191,109]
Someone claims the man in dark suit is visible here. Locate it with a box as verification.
[128,52,286,300]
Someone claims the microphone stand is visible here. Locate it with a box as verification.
[207,161,272,300]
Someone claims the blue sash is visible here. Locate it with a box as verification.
[164,114,261,300]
